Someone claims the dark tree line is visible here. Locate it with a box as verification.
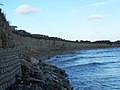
[92,40,112,44]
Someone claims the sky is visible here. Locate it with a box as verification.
[0,0,120,41]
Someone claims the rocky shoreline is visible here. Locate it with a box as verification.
[8,54,72,90]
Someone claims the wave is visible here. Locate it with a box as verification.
[48,55,117,65]
[64,62,102,69]
[80,48,120,55]
[79,62,104,66]
[59,55,116,62]
[65,61,119,69]
[79,55,115,59]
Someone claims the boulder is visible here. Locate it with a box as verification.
[30,57,39,65]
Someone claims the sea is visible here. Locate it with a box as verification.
[47,48,120,90]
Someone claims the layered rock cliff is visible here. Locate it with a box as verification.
[0,9,21,90]
[0,8,72,90]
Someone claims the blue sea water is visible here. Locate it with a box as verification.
[47,48,120,90]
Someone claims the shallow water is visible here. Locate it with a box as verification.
[47,48,120,90]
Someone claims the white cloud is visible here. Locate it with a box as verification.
[73,0,120,13]
[16,4,41,15]
[91,0,120,6]
[91,1,108,6]
[87,14,105,20]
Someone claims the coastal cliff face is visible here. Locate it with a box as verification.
[0,9,71,90]
[12,32,81,58]
[0,49,21,90]
[0,8,16,49]
[12,31,120,59]
[0,9,21,90]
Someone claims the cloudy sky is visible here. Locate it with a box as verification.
[1,0,120,41]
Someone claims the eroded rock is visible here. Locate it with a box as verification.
[30,57,39,65]
[10,56,71,90]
